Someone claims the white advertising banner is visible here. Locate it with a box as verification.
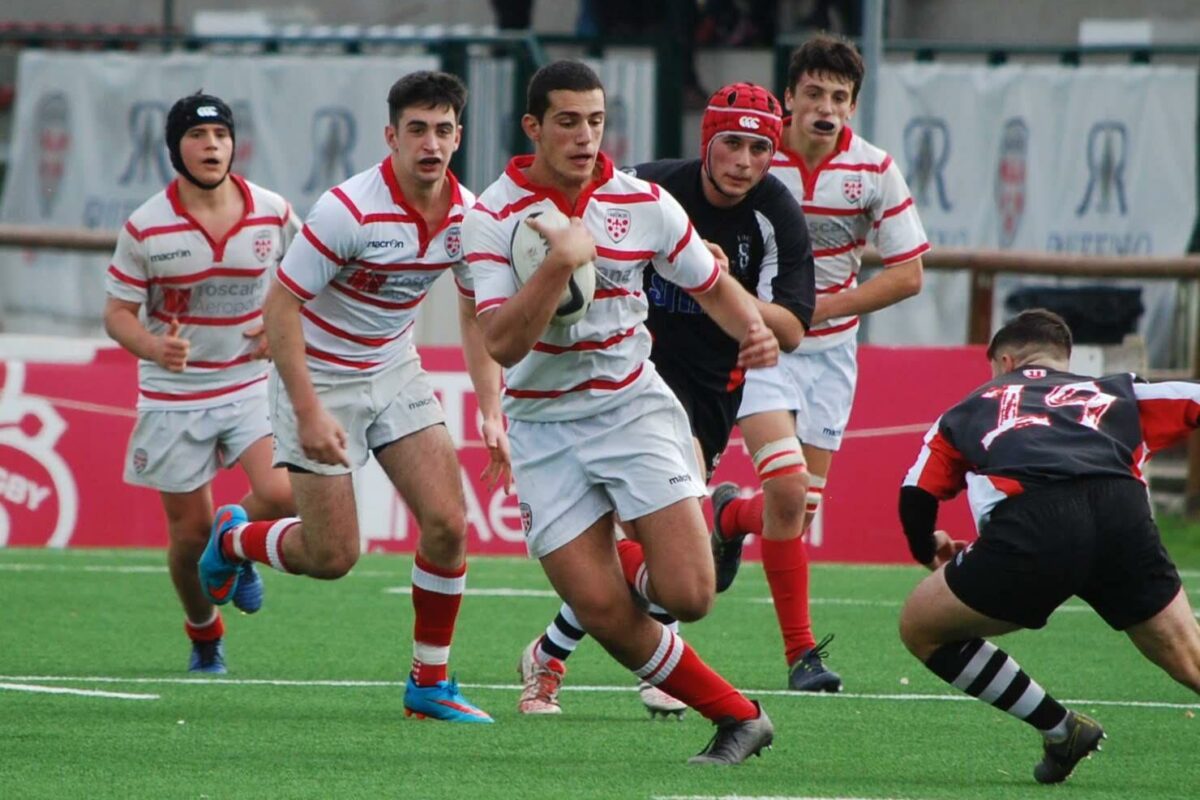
[867,63,1197,364]
[0,50,437,333]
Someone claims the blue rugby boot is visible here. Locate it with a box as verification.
[232,561,264,614]
[403,675,494,723]
[188,638,227,674]
[199,504,248,605]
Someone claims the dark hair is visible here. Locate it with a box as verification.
[387,70,468,127]
[987,309,1073,361]
[526,60,604,121]
[787,34,866,103]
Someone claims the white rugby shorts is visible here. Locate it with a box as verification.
[509,377,705,558]
[269,352,444,476]
[123,393,272,493]
[738,339,858,451]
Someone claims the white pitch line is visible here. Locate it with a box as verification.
[0,682,158,701]
[385,586,559,598]
[654,796,920,800]
[0,675,1193,711]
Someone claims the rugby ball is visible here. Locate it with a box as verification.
[509,207,596,326]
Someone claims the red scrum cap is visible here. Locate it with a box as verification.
[700,82,783,163]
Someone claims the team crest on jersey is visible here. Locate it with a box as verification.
[842,175,864,203]
[605,209,631,243]
[253,230,275,262]
[445,225,462,259]
[161,287,192,315]
[519,502,533,535]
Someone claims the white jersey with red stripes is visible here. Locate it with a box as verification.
[770,124,929,352]
[105,175,298,410]
[463,153,721,422]
[276,158,475,373]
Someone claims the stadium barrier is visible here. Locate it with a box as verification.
[0,338,988,560]
[3,224,1200,547]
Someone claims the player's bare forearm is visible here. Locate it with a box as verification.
[477,255,573,367]
[812,257,923,325]
[262,279,321,416]
[103,298,159,362]
[755,298,805,351]
[458,294,504,421]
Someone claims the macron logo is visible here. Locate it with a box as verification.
[739,115,761,130]
[196,106,219,118]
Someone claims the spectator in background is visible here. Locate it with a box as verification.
[800,0,863,37]
[490,0,534,30]
[699,0,778,46]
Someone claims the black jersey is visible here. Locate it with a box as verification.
[904,367,1200,521]
[629,159,815,393]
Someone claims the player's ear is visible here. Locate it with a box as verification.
[783,87,795,112]
[384,124,399,152]
[521,113,541,144]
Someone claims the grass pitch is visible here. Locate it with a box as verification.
[1,542,1198,800]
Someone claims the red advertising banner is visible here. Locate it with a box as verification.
[0,344,991,562]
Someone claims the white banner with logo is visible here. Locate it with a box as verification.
[0,50,438,333]
[867,64,1197,364]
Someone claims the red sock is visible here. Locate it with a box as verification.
[184,610,224,642]
[719,492,765,538]
[223,519,299,573]
[616,539,648,597]
[410,553,466,687]
[637,625,757,722]
[762,536,814,664]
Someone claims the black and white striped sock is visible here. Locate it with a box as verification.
[925,639,1069,735]
[537,602,680,663]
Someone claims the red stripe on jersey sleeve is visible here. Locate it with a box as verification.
[685,260,722,295]
[882,242,931,267]
[913,431,969,500]
[475,297,506,315]
[454,278,474,298]
[878,197,915,221]
[667,220,694,263]
[276,269,316,301]
[1137,395,1200,453]
[331,187,364,223]
[107,264,148,289]
[300,225,348,266]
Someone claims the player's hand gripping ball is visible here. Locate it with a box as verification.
[510,207,596,326]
